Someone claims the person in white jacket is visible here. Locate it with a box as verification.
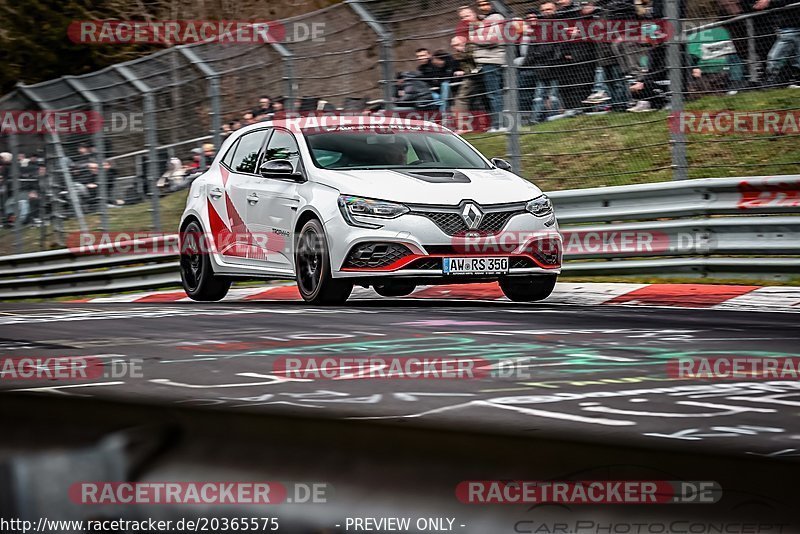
[468,9,507,131]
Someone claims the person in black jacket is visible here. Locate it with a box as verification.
[429,50,459,111]
[516,10,541,120]
[579,0,637,111]
[395,72,437,110]
[416,48,435,82]
[522,2,565,122]
[556,0,597,109]
[429,50,459,89]
[754,0,800,85]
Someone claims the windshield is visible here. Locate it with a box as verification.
[304,128,491,170]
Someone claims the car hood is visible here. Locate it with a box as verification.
[312,168,543,205]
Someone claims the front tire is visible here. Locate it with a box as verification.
[180,220,231,301]
[295,219,353,305]
[499,275,557,302]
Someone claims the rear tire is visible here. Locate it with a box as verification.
[373,282,417,298]
[499,275,557,302]
[295,219,353,305]
[180,220,231,302]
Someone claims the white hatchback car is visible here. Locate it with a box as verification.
[179,118,561,304]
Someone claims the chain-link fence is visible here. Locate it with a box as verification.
[1,0,798,254]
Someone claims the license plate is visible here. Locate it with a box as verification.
[442,257,509,275]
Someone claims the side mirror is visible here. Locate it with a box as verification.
[491,158,513,172]
[259,159,303,181]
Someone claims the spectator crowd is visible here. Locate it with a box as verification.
[389,0,800,129]
[187,0,800,136]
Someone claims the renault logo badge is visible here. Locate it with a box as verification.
[461,203,483,230]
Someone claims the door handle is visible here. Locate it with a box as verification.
[247,193,260,204]
[209,187,223,199]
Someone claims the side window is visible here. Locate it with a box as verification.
[263,129,301,171]
[222,139,239,168]
[230,130,270,173]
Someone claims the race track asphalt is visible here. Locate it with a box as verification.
[1,297,798,460]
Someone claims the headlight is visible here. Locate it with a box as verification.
[525,195,554,217]
[338,195,409,227]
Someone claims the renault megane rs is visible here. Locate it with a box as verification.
[179,118,561,304]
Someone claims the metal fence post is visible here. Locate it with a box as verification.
[494,1,522,173]
[208,76,222,148]
[38,163,47,249]
[504,47,522,174]
[115,65,161,232]
[347,0,395,111]
[746,18,759,83]
[178,46,222,152]
[143,94,161,231]
[378,36,395,111]
[44,140,65,246]
[666,0,688,181]
[16,84,89,233]
[270,43,296,113]
[53,135,89,233]
[64,76,108,231]
[9,132,22,253]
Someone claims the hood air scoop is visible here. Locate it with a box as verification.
[396,170,471,184]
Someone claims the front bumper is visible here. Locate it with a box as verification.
[326,208,561,280]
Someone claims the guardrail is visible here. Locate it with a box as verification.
[1,175,798,299]
[0,235,180,299]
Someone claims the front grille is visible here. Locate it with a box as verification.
[412,206,525,236]
[481,211,522,233]
[343,242,412,269]
[418,212,469,235]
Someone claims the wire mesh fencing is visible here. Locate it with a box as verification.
[0,0,799,254]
